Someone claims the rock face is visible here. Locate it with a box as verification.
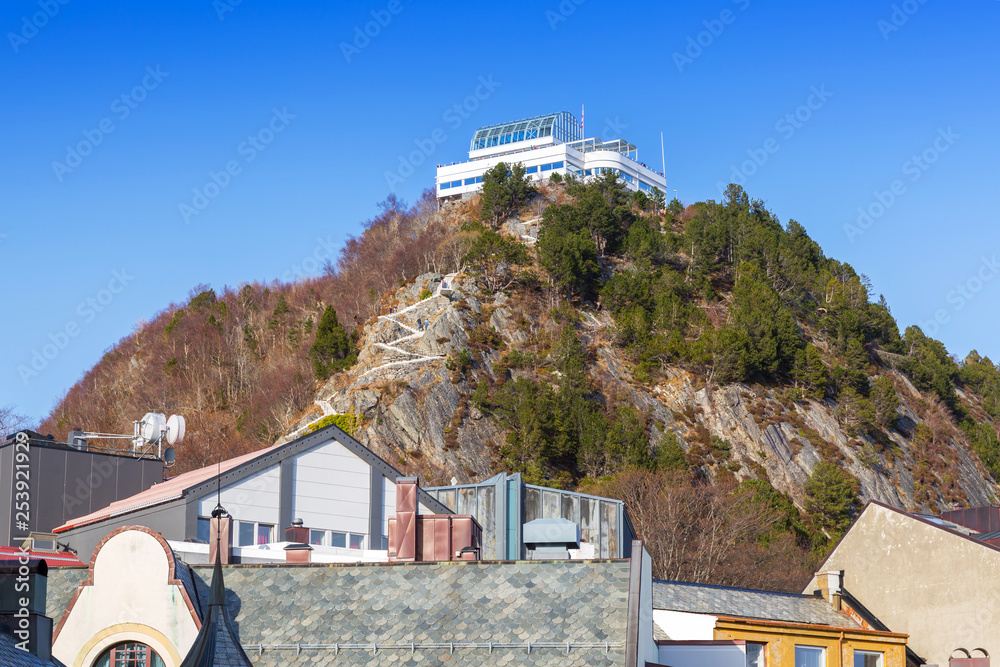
[282,273,999,510]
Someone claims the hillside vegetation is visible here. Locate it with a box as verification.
[36,171,1000,591]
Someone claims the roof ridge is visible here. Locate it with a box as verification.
[652,579,823,599]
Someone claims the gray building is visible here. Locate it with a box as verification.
[1,430,163,548]
[52,424,449,563]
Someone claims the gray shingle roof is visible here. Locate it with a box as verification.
[0,631,66,666]
[652,580,859,628]
[189,559,632,666]
[44,567,88,626]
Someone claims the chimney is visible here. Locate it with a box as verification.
[388,478,483,562]
[389,477,418,562]
[284,544,313,563]
[209,515,232,565]
[285,518,308,544]
[816,570,843,611]
[0,559,53,660]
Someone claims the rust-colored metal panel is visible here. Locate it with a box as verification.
[950,659,990,667]
[434,516,451,558]
[394,510,416,561]
[940,507,1000,533]
[209,516,231,565]
[396,477,418,513]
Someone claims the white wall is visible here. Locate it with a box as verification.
[197,465,280,526]
[290,439,371,536]
[383,478,396,539]
[657,643,747,667]
[639,549,657,666]
[53,530,200,667]
[437,142,667,199]
[653,609,718,641]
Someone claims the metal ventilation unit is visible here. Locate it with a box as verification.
[523,518,580,560]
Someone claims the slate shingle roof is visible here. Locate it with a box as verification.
[44,568,88,626]
[652,579,859,628]
[0,631,66,666]
[181,558,254,667]
[189,559,632,666]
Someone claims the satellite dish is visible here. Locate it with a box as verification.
[163,447,176,464]
[166,415,186,445]
[139,413,166,443]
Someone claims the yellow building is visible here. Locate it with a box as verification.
[714,615,908,667]
[652,575,910,667]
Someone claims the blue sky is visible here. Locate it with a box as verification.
[2,0,998,424]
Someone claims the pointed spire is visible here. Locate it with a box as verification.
[179,466,253,666]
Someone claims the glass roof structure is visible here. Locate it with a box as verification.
[470,111,581,151]
[566,138,638,157]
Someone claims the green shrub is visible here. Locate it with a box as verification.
[308,412,360,436]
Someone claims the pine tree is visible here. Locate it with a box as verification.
[310,306,355,378]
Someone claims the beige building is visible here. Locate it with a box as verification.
[804,501,1000,667]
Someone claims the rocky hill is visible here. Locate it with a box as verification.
[282,269,997,511]
[35,176,1000,589]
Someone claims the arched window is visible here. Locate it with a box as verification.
[92,642,166,667]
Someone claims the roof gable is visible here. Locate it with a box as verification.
[54,424,449,532]
[652,580,859,628]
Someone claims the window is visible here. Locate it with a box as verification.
[309,529,325,546]
[93,642,165,667]
[550,161,564,169]
[541,163,553,171]
[349,534,364,550]
[855,651,882,667]
[238,521,254,546]
[449,180,462,188]
[330,531,347,548]
[525,165,538,174]
[196,517,210,544]
[440,181,451,190]
[795,646,824,667]
[235,521,274,546]
[746,643,766,667]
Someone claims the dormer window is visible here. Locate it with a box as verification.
[92,641,165,667]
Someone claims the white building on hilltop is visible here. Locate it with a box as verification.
[436,110,667,200]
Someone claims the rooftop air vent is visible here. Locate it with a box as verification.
[523,518,580,560]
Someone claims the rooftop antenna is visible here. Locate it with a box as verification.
[79,412,184,464]
[660,131,666,184]
[211,461,226,520]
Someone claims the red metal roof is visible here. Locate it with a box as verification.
[0,545,85,566]
[53,442,285,533]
